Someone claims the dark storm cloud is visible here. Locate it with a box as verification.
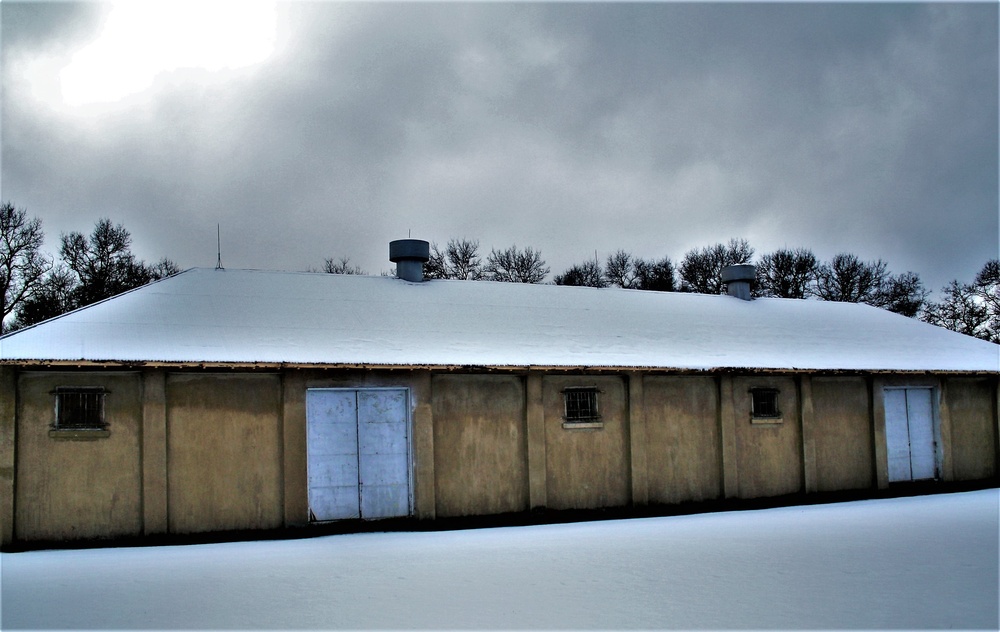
[1,2,996,293]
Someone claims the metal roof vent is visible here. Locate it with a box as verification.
[389,239,430,282]
[721,264,755,300]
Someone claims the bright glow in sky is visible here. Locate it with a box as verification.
[57,1,277,106]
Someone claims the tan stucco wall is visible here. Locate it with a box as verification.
[15,372,143,541]
[811,377,874,492]
[732,376,802,499]
[280,371,308,526]
[0,366,15,546]
[4,364,997,547]
[643,376,722,504]
[945,377,997,481]
[542,375,629,510]
[432,375,528,517]
[410,372,435,519]
[166,373,282,534]
[141,370,168,535]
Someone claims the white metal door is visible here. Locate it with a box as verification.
[306,389,411,521]
[885,389,912,482]
[357,390,411,519]
[884,388,937,482]
[906,389,936,480]
[307,390,361,520]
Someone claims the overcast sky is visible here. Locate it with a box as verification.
[2,2,997,295]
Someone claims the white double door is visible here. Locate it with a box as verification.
[884,388,938,482]
[307,388,411,521]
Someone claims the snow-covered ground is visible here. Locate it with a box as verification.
[2,490,997,630]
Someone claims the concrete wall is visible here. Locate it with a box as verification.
[3,366,997,547]
[14,372,143,541]
[0,367,15,546]
[811,377,874,492]
[643,376,721,504]
[945,377,997,481]
[432,375,528,517]
[542,375,630,510]
[165,373,283,534]
[731,376,803,499]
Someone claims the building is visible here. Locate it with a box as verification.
[1,240,997,547]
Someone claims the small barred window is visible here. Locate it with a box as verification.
[54,388,108,429]
[750,388,780,419]
[563,387,600,422]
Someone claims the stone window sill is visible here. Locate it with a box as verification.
[49,428,111,440]
[750,417,783,426]
[562,421,604,430]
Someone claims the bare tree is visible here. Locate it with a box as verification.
[880,271,929,317]
[423,244,447,280]
[12,218,178,329]
[0,202,50,333]
[605,250,639,289]
[323,256,366,275]
[756,248,817,299]
[447,239,483,280]
[679,238,754,294]
[604,251,676,291]
[10,264,77,330]
[812,253,927,317]
[633,256,676,292]
[922,280,992,341]
[60,218,154,306]
[971,259,1000,339]
[150,258,182,279]
[924,259,1000,341]
[484,245,549,283]
[813,253,887,304]
[554,260,606,287]
[425,239,483,280]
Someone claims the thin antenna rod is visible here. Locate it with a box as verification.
[216,224,224,270]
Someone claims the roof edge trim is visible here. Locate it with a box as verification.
[1,359,997,377]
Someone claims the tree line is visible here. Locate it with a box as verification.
[316,240,550,283]
[2,201,996,343]
[322,236,998,343]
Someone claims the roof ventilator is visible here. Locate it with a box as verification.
[721,264,755,300]
[389,239,430,282]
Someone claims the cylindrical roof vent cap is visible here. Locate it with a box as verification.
[389,239,430,282]
[721,264,755,300]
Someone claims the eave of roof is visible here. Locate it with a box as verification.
[3,358,996,377]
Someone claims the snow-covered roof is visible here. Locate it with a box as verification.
[1,267,997,373]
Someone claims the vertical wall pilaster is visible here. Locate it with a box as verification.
[627,372,648,506]
[281,371,308,526]
[411,371,435,519]
[937,379,955,482]
[141,369,168,535]
[719,375,739,498]
[871,376,889,489]
[800,375,817,493]
[0,366,16,547]
[526,372,547,509]
[995,374,1000,477]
